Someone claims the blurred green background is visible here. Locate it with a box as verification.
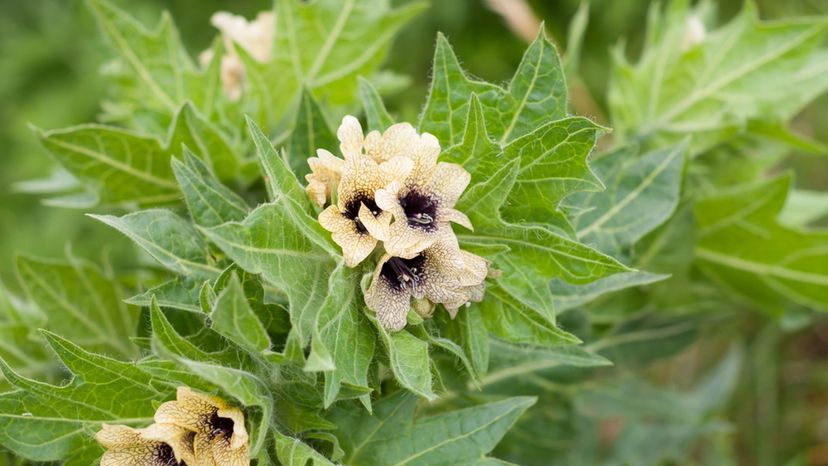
[1,0,827,465]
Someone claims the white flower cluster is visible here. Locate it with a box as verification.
[307,116,488,330]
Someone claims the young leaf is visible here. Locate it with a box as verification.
[694,175,828,313]
[330,391,536,466]
[172,149,250,228]
[210,273,272,354]
[16,255,137,358]
[91,209,219,278]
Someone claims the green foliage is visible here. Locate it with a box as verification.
[4,0,828,464]
[609,0,828,153]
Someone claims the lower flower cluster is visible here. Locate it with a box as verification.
[97,387,248,466]
[306,116,489,330]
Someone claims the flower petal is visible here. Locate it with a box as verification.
[141,423,197,465]
[337,115,365,160]
[359,204,391,241]
[369,123,420,162]
[318,206,352,233]
[333,229,377,267]
[379,156,415,181]
[424,162,471,207]
[366,257,411,331]
[442,208,473,230]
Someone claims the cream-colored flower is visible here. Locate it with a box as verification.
[305,149,344,207]
[365,231,487,331]
[199,11,275,100]
[154,387,249,466]
[333,116,474,258]
[375,161,472,258]
[318,152,413,266]
[96,423,196,466]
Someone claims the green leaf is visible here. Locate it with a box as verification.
[168,103,250,182]
[694,175,828,313]
[358,77,394,131]
[419,26,566,147]
[126,276,203,313]
[551,271,670,312]
[88,0,224,131]
[273,431,336,466]
[287,89,338,178]
[418,34,502,147]
[203,120,339,349]
[36,104,241,207]
[371,317,434,400]
[571,143,686,255]
[210,273,272,354]
[314,266,375,408]
[202,203,335,349]
[496,116,604,225]
[330,391,536,466]
[495,24,568,144]
[436,310,490,380]
[243,0,427,129]
[609,0,828,152]
[249,117,338,256]
[0,331,163,463]
[35,124,179,206]
[588,313,701,366]
[91,209,219,278]
[478,284,579,348]
[480,338,611,390]
[16,255,137,358]
[172,149,250,228]
[457,159,629,340]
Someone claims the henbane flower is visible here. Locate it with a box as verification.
[375,163,472,258]
[96,423,195,466]
[365,231,488,331]
[154,387,249,466]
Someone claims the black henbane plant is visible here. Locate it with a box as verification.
[2,0,828,464]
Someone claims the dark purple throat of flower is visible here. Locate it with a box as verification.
[157,443,187,466]
[381,255,426,292]
[344,195,381,234]
[400,190,438,231]
[208,411,235,441]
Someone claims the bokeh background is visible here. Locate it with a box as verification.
[1,0,827,464]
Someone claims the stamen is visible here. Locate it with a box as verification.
[399,190,438,231]
[381,255,427,292]
[408,213,434,225]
